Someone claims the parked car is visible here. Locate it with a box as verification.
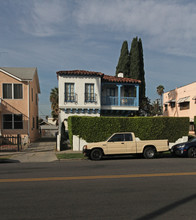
[170,137,196,158]
[83,132,169,160]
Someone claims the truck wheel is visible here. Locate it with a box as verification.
[143,147,156,159]
[90,149,103,161]
[188,147,196,158]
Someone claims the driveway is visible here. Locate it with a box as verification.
[10,137,57,163]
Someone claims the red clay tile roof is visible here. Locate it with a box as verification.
[57,70,104,77]
[57,70,140,84]
[103,74,141,84]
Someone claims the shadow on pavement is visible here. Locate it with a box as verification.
[136,194,196,220]
[34,137,56,143]
[0,158,20,163]
[100,153,174,161]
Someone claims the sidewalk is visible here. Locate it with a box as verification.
[0,138,84,163]
[0,138,58,163]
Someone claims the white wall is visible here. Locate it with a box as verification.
[60,110,100,129]
[58,74,101,139]
[58,75,101,109]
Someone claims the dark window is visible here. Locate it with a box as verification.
[65,83,75,102]
[3,83,23,99]
[14,114,23,129]
[32,117,35,129]
[3,114,12,129]
[36,116,39,129]
[125,134,133,141]
[170,102,175,108]
[108,134,124,142]
[14,84,23,99]
[165,104,168,111]
[124,86,136,97]
[3,84,12,99]
[36,94,38,105]
[85,84,95,102]
[107,88,115,96]
[32,88,33,102]
[3,114,23,129]
[179,102,189,110]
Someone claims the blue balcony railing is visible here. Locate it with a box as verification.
[101,96,137,106]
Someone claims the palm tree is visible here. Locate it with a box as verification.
[156,85,165,114]
[50,87,59,125]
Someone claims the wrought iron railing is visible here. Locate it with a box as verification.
[65,93,78,103]
[85,93,97,103]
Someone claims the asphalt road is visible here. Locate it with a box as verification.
[0,157,196,220]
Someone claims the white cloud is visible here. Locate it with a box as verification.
[19,0,69,37]
[18,0,196,56]
[74,0,196,57]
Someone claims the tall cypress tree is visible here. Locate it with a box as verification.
[115,41,130,77]
[129,37,146,101]
[138,38,146,100]
[129,37,140,79]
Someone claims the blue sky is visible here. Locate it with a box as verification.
[1,0,196,118]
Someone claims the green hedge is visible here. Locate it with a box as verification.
[68,116,190,146]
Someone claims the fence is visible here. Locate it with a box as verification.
[0,134,21,152]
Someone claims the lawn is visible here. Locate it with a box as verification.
[56,153,86,160]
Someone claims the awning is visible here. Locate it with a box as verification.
[164,99,175,104]
[168,99,176,103]
[177,96,190,104]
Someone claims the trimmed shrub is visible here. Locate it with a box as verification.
[68,116,189,147]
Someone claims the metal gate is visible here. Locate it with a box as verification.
[0,134,21,152]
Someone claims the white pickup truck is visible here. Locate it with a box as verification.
[83,132,169,160]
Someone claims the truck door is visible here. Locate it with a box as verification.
[125,133,137,153]
[106,134,127,154]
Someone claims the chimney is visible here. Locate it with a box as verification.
[117,72,124,78]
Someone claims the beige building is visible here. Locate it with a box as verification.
[0,67,41,142]
[163,82,196,132]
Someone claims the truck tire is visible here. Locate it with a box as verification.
[143,147,156,159]
[187,147,196,158]
[90,149,103,161]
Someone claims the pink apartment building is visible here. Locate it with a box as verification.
[163,81,196,132]
[0,67,41,142]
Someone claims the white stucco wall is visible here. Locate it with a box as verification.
[60,110,100,129]
[58,75,101,110]
[58,74,101,137]
[73,135,88,151]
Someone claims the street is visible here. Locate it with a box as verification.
[0,157,196,220]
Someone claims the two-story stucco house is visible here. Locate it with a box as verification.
[163,81,196,133]
[0,67,41,142]
[56,70,140,150]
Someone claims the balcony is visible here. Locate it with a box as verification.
[102,96,137,106]
[84,93,97,103]
[101,96,138,110]
[65,93,78,103]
